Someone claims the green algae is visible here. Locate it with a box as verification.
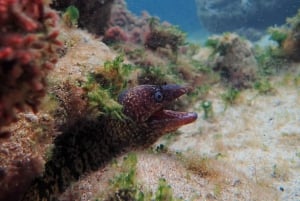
[98,153,182,201]
[63,5,80,27]
[83,55,134,119]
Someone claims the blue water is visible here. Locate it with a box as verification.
[126,0,201,34]
[125,0,300,43]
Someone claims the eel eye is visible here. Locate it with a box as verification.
[154,91,164,102]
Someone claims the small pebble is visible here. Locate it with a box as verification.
[24,113,38,122]
[232,179,241,187]
[273,100,281,106]
[206,193,216,200]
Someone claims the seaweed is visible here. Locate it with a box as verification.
[221,87,240,108]
[62,5,80,27]
[102,153,182,201]
[268,27,288,47]
[253,78,274,94]
[83,55,134,119]
[145,18,186,54]
[201,100,214,120]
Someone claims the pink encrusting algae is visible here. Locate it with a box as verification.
[0,0,61,127]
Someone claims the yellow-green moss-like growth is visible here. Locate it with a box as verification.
[155,178,182,201]
[267,9,300,61]
[62,5,80,27]
[201,100,213,120]
[254,78,274,94]
[110,153,138,190]
[102,55,133,97]
[83,55,133,119]
[221,87,240,109]
[268,27,288,47]
[103,153,182,201]
[286,9,300,31]
[85,77,125,119]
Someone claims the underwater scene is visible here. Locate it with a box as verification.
[1,0,300,200]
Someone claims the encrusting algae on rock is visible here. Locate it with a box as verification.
[0,0,61,199]
[0,0,62,127]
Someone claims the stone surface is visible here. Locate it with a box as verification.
[195,0,300,39]
[194,33,258,88]
[51,0,114,35]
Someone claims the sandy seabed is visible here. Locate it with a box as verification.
[62,79,300,201]
[55,28,300,201]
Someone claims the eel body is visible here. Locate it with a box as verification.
[21,84,197,201]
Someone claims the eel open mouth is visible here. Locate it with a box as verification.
[147,85,198,131]
[149,109,197,124]
[118,84,198,129]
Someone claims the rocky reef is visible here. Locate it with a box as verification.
[281,10,300,61]
[0,0,62,199]
[195,0,300,40]
[105,0,151,44]
[51,0,114,35]
[0,0,61,127]
[1,1,300,201]
[194,33,258,88]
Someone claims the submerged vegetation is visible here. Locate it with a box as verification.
[201,100,213,120]
[83,55,134,119]
[253,78,274,94]
[221,88,240,107]
[62,5,80,27]
[101,153,182,201]
[146,17,186,54]
[84,74,125,119]
[268,27,288,48]
[2,1,300,201]
[266,9,300,62]
[255,46,285,76]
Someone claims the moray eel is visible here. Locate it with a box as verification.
[21,84,197,201]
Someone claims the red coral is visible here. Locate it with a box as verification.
[129,27,144,44]
[0,0,62,127]
[103,0,150,45]
[102,26,128,44]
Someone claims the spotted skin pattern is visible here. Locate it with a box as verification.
[22,84,197,201]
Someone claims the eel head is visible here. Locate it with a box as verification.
[118,84,197,133]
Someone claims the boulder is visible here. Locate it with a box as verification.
[195,0,300,39]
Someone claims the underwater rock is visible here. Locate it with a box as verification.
[53,0,151,43]
[102,25,129,44]
[195,33,257,88]
[51,0,114,35]
[0,150,44,201]
[267,10,300,62]
[0,27,117,201]
[144,27,185,53]
[282,33,300,62]
[0,117,51,201]
[0,0,61,127]
[106,0,151,44]
[281,10,300,62]
[213,34,258,88]
[195,0,300,38]
[103,0,187,51]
